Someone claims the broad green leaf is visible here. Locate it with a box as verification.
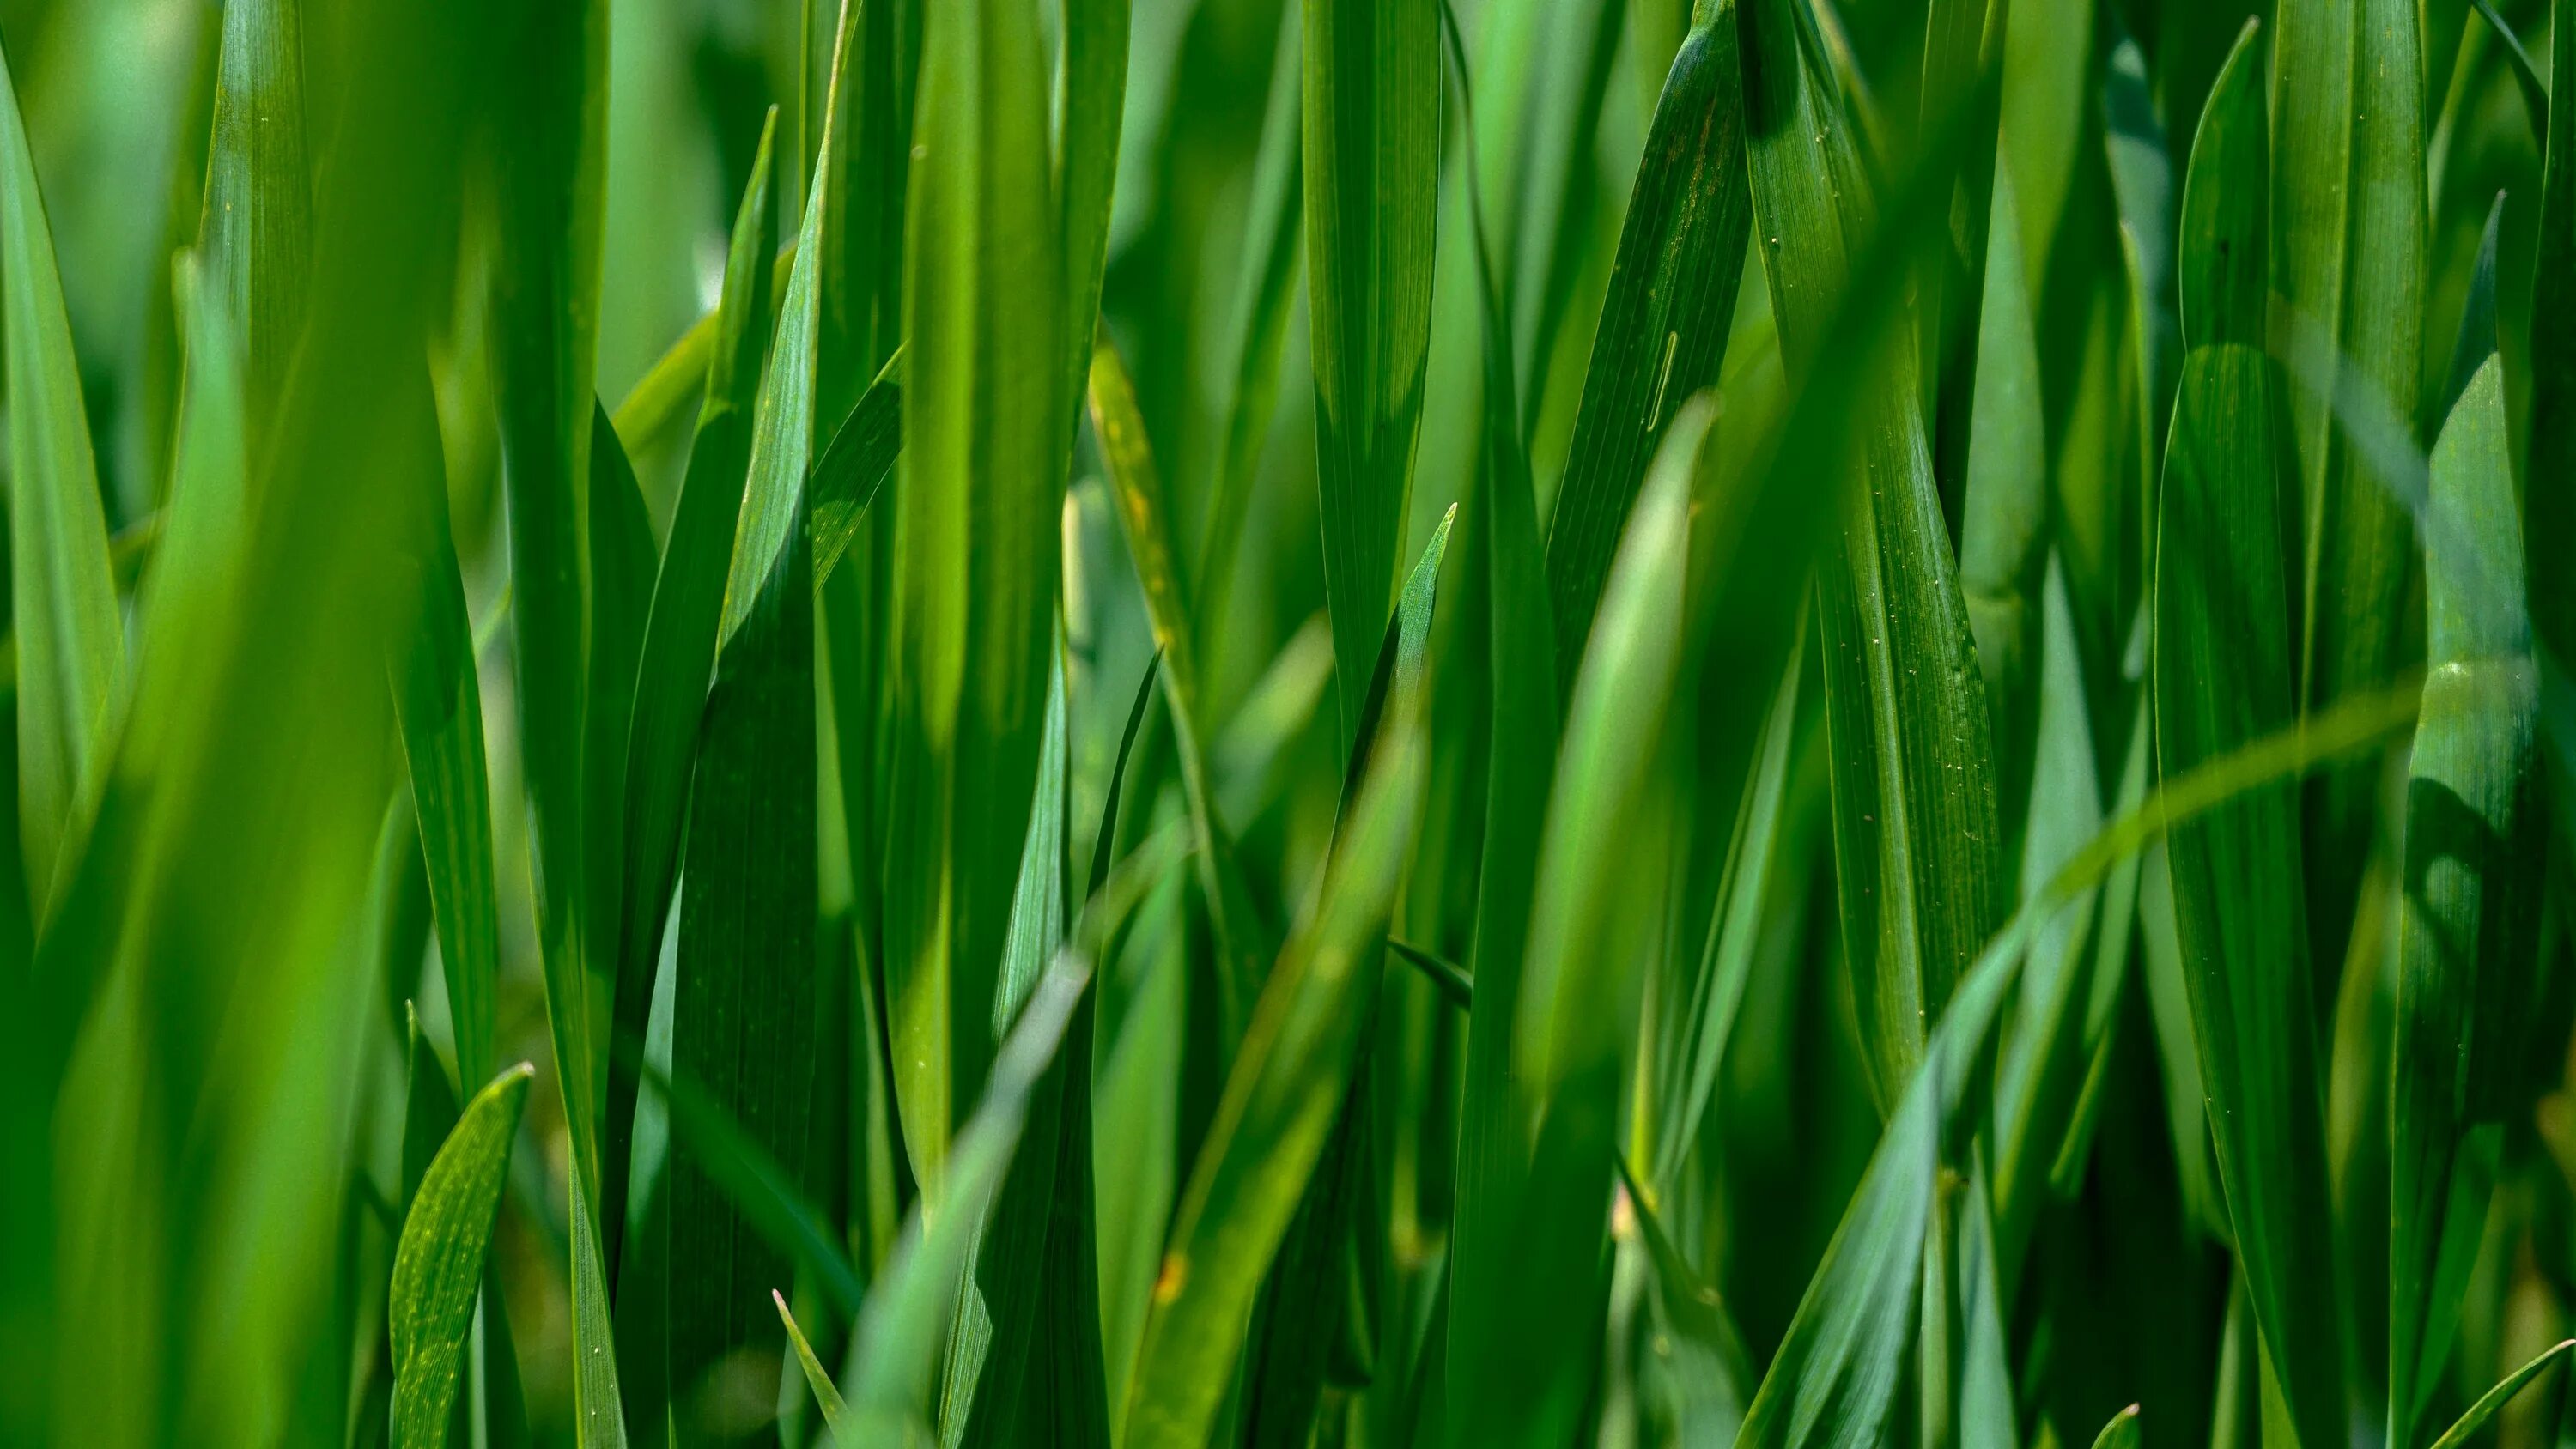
[391,1064,535,1449]
[195,0,310,425]
[2388,208,2542,1446]
[1119,537,1440,1449]
[2274,0,2426,977]
[1542,0,1751,693]
[599,109,778,1261]
[888,0,1069,1187]
[667,39,841,1410]
[1303,0,1440,747]
[2423,1339,2576,1448]
[1740,0,2005,1106]
[2154,31,2345,1449]
[0,32,125,913]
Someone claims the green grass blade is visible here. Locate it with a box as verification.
[1303,0,1440,747]
[1542,1,1751,694]
[889,0,1068,1187]
[2154,30,2346,1449]
[2387,208,2543,1446]
[582,403,654,1048]
[1958,161,2044,830]
[635,1051,865,1316]
[599,109,779,1263]
[1616,1156,1754,1442]
[2087,1405,2141,1449]
[666,36,841,1412]
[401,1006,464,1217]
[392,396,501,1091]
[2533,0,2576,849]
[1119,536,1442,1449]
[777,1290,854,1437]
[489,0,611,1226]
[2423,1339,2576,1449]
[195,0,309,423]
[1388,937,1470,1009]
[2273,0,2426,978]
[0,33,125,916]
[1195,0,1304,659]
[1058,0,1129,420]
[391,1064,535,1449]
[1740,0,2004,1106]
[811,345,904,594]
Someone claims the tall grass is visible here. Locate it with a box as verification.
[0,0,2570,1445]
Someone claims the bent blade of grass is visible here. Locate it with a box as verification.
[391,1064,535,1449]
[1740,0,2005,1106]
[2088,1406,2141,1449]
[1304,0,1441,748]
[2154,29,2346,1449]
[2272,0,2426,980]
[2424,1340,2576,1448]
[600,109,777,1267]
[666,33,842,1407]
[778,1290,853,1437]
[810,345,903,594]
[2388,210,2543,1446]
[1542,0,1751,694]
[0,33,125,917]
[1119,610,1436,1449]
[889,0,1068,1188]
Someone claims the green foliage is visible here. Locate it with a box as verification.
[8,0,2576,1446]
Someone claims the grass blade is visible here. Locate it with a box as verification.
[2088,1405,2141,1449]
[2154,30,2346,1449]
[777,1290,853,1437]
[195,0,309,423]
[0,33,125,915]
[2273,0,2427,977]
[2532,0,2576,849]
[1541,0,1752,688]
[599,106,778,1276]
[2387,205,2543,1446]
[2423,1339,2576,1449]
[889,0,1069,1186]
[391,1064,536,1449]
[810,346,903,594]
[1303,0,1441,746]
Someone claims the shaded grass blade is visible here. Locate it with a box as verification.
[392,1065,536,1449]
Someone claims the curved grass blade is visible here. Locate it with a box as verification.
[1303,0,1441,747]
[810,345,903,594]
[195,0,310,425]
[1542,0,1751,694]
[1119,547,1440,1449]
[599,106,777,1272]
[665,33,844,1410]
[2153,31,2345,1449]
[0,33,125,915]
[391,1064,535,1449]
[888,0,1069,1187]
[609,246,798,452]
[2273,0,2426,980]
[2387,209,2543,1446]
[2423,1339,2576,1449]
[1740,0,2004,1105]
[2088,1405,2141,1449]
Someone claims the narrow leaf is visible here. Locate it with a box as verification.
[391,1065,536,1449]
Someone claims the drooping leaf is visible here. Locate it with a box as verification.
[2423,1339,2576,1449]
[390,1065,535,1449]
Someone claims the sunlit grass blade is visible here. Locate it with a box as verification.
[598,108,779,1265]
[391,1064,535,1449]
[2154,29,2346,1449]
[2387,204,2543,1446]
[1542,0,1750,693]
[889,0,1069,1187]
[195,0,309,424]
[2422,1339,2576,1448]
[1740,0,2004,1106]
[666,37,841,1415]
[1303,0,1440,746]
[2272,0,2426,979]
[1119,537,1441,1449]
[0,33,125,916]
[776,1290,853,1438]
